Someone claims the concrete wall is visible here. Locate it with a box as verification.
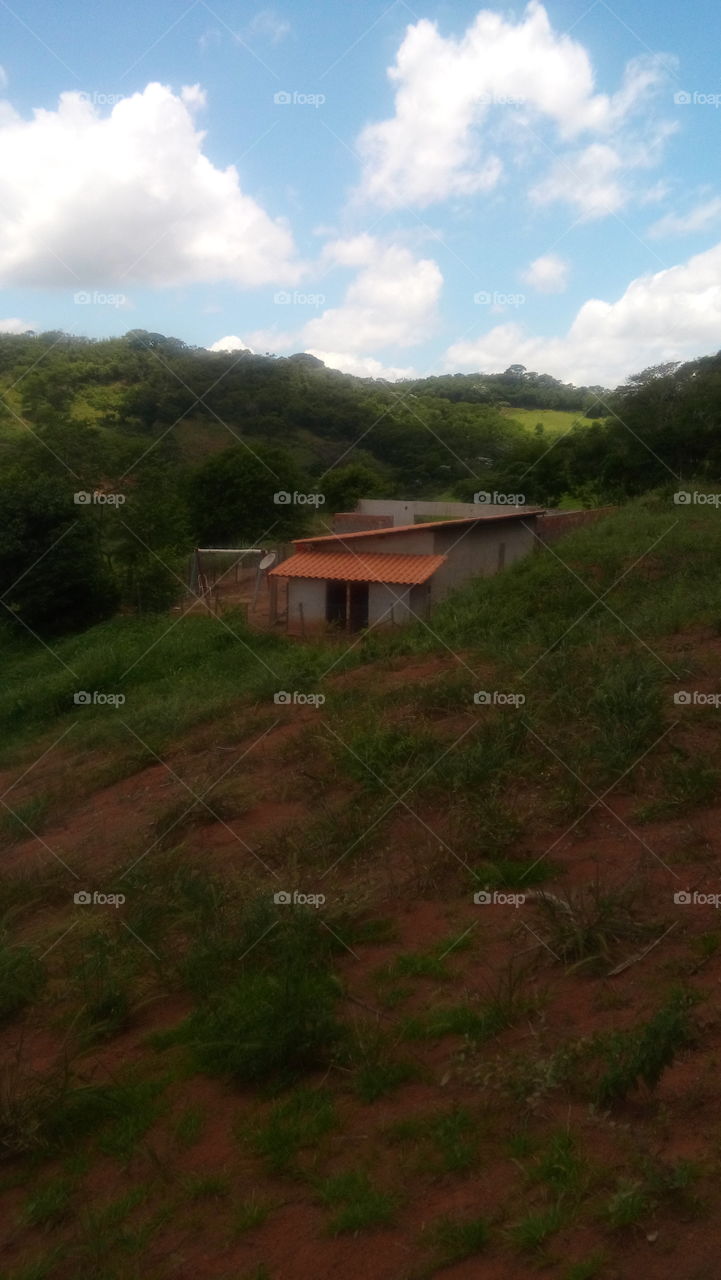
[357,498,524,524]
[368,582,412,626]
[287,578,327,630]
[428,516,537,603]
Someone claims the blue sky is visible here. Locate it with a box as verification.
[0,0,720,385]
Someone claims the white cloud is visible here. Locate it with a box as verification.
[302,238,442,352]
[648,195,721,239]
[444,239,721,386]
[0,83,301,288]
[244,10,291,44]
[0,317,35,333]
[522,253,569,293]
[356,2,673,214]
[305,351,416,379]
[208,336,255,353]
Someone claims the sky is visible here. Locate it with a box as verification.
[0,0,720,387]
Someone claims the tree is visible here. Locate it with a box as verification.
[0,468,118,636]
[187,444,313,545]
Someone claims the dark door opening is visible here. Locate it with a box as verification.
[325,581,369,631]
[349,582,369,631]
[325,580,346,626]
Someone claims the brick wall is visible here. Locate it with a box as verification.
[535,507,616,545]
[331,513,395,533]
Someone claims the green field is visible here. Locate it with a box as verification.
[502,406,589,434]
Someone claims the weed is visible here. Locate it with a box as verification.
[509,1203,564,1252]
[0,939,45,1022]
[427,1211,489,1264]
[317,1169,398,1234]
[232,1193,272,1235]
[595,992,693,1107]
[22,1175,74,1228]
[248,1088,337,1176]
[604,1179,649,1229]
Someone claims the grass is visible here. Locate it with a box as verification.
[232,1193,273,1236]
[317,1169,398,1234]
[594,992,693,1107]
[22,1175,74,1228]
[0,940,45,1023]
[427,1212,490,1264]
[248,1088,337,1176]
[509,1203,565,1253]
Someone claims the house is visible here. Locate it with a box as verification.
[268,508,544,633]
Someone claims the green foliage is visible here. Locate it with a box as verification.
[595,993,693,1107]
[249,1088,337,1175]
[0,940,45,1022]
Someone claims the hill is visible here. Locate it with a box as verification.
[2,493,721,1279]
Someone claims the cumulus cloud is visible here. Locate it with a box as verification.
[208,336,255,353]
[444,239,721,386]
[0,83,301,288]
[301,238,443,352]
[0,317,35,333]
[212,238,441,378]
[356,1,673,214]
[522,253,569,293]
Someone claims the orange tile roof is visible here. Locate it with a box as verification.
[269,551,446,585]
[296,510,545,546]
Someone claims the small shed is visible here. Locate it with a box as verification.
[269,509,543,633]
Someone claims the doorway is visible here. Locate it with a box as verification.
[325,581,369,631]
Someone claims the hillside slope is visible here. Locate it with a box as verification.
[2,493,721,1280]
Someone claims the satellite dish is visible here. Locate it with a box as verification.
[259,552,277,571]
